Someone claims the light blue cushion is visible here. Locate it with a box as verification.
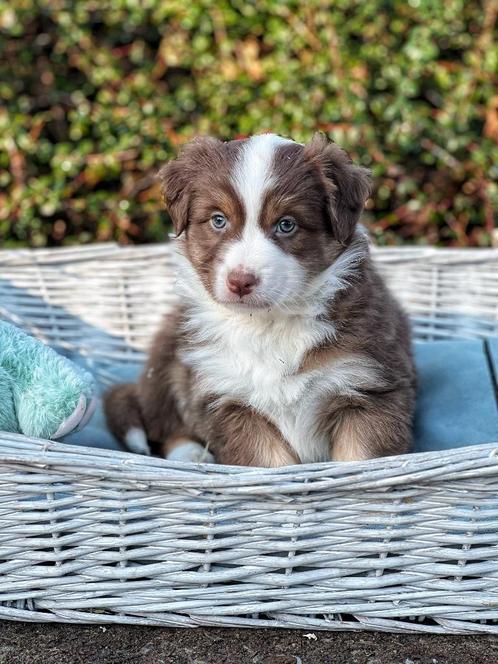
[413,340,498,452]
[487,338,498,387]
[62,340,498,455]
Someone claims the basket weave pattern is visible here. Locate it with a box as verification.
[0,244,497,633]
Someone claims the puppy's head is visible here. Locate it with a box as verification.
[159,133,370,310]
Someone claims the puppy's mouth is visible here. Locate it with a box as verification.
[216,295,272,311]
[213,270,289,311]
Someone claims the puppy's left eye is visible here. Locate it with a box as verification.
[211,213,228,230]
[276,217,297,235]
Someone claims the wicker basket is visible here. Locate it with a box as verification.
[0,243,497,633]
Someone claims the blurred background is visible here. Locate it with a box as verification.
[0,0,496,249]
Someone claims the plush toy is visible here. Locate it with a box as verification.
[0,320,96,440]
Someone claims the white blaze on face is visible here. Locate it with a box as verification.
[214,134,306,307]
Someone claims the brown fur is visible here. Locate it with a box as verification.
[208,404,300,467]
[103,383,144,443]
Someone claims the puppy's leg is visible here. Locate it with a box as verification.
[104,378,185,457]
[212,405,299,467]
[330,402,412,462]
[104,383,151,455]
[161,434,215,464]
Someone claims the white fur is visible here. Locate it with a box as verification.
[215,134,303,307]
[232,133,292,228]
[125,427,151,455]
[175,233,378,464]
[167,441,215,464]
[214,223,307,308]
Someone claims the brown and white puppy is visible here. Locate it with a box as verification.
[104,133,416,466]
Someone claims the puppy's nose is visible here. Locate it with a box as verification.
[226,270,258,297]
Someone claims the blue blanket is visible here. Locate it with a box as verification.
[63,340,498,455]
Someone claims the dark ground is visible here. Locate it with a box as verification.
[0,622,495,664]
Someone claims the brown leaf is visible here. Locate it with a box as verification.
[484,95,498,141]
[236,38,263,82]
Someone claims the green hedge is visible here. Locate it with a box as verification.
[0,1,497,247]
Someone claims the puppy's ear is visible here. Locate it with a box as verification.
[158,136,223,237]
[304,133,371,245]
[158,159,190,236]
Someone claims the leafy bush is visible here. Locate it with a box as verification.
[0,0,496,247]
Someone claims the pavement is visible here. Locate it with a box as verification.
[0,622,495,664]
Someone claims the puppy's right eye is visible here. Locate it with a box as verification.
[211,213,228,230]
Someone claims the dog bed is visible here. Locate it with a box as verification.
[0,243,497,633]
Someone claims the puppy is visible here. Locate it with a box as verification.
[104,133,416,466]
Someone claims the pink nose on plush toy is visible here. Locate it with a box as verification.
[53,393,97,439]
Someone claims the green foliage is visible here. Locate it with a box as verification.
[0,0,496,247]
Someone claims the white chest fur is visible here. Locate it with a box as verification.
[181,303,380,463]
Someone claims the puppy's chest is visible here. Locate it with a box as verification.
[183,329,314,403]
[180,317,338,461]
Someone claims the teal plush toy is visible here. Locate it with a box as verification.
[0,321,96,440]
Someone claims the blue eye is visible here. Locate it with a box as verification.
[211,213,227,230]
[276,217,297,235]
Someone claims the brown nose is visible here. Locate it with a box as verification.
[226,270,258,297]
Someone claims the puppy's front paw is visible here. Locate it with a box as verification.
[166,441,215,464]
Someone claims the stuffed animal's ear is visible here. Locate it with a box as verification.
[304,133,371,245]
[158,136,223,237]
